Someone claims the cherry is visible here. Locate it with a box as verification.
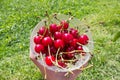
[57,25,62,31]
[66,46,75,59]
[41,46,48,55]
[50,45,57,54]
[70,38,78,47]
[50,23,58,33]
[77,45,83,50]
[45,56,55,66]
[54,31,62,39]
[62,29,68,33]
[54,39,64,48]
[81,52,86,56]
[42,37,53,46]
[34,35,42,44]
[62,33,73,43]
[66,46,75,52]
[58,61,67,68]
[78,34,89,45]
[34,44,44,53]
[60,20,69,29]
[67,53,75,59]
[69,28,74,31]
[70,29,79,38]
[38,26,48,36]
[62,54,68,59]
[77,45,85,55]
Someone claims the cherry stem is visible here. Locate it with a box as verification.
[59,53,77,62]
[78,64,93,71]
[58,59,77,62]
[68,12,72,17]
[48,45,64,69]
[44,20,47,26]
[55,48,60,65]
[42,28,47,37]
[64,70,74,77]
[68,16,74,21]
[77,42,82,46]
[48,45,51,56]
[60,54,64,61]
[40,52,47,79]
[45,11,53,23]
[61,50,84,54]
[53,13,60,21]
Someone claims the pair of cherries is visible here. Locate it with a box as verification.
[33,20,89,67]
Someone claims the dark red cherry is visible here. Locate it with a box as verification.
[50,45,57,54]
[42,37,52,46]
[58,61,67,68]
[67,53,75,59]
[34,44,44,53]
[60,20,69,29]
[62,33,73,43]
[69,28,74,31]
[66,46,75,59]
[45,56,55,66]
[34,35,42,44]
[50,23,58,33]
[38,26,48,36]
[54,39,64,48]
[78,34,89,45]
[57,25,62,31]
[70,29,79,38]
[54,31,62,39]
[62,29,68,33]
[70,38,78,47]
[81,52,86,56]
[66,46,75,52]
[77,45,83,50]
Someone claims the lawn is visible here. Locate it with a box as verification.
[0,0,120,80]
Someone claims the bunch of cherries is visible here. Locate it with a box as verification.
[33,19,89,68]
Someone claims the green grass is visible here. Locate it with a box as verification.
[0,0,120,80]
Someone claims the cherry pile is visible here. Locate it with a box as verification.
[33,19,89,68]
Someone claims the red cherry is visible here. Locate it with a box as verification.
[70,38,78,47]
[60,20,69,29]
[78,34,89,45]
[54,39,64,48]
[34,44,44,53]
[62,29,68,33]
[42,37,53,46]
[58,61,67,68]
[62,33,73,43]
[66,46,75,52]
[67,53,75,59]
[45,56,55,66]
[38,26,48,36]
[54,31,62,39]
[50,45,57,54]
[69,28,74,31]
[66,46,75,59]
[81,52,86,56]
[57,25,62,31]
[50,23,58,33]
[70,29,79,38]
[77,45,83,50]
[34,35,42,44]
[62,54,68,59]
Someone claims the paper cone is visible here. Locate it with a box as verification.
[30,13,93,80]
